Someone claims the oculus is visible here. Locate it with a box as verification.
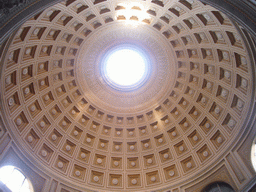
[102,44,150,90]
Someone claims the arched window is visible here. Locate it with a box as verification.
[251,140,256,170]
[0,165,33,192]
[202,182,235,192]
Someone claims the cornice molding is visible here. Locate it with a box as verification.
[0,0,61,45]
[199,0,256,39]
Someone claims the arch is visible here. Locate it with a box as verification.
[251,139,256,171]
[0,165,34,192]
[202,182,235,192]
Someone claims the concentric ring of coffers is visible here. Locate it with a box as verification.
[76,23,176,113]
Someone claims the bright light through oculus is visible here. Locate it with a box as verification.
[105,49,146,86]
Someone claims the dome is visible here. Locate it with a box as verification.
[0,0,256,192]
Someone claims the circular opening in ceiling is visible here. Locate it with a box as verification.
[102,44,150,90]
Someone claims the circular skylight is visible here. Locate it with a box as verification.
[102,45,149,89]
[106,48,146,86]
